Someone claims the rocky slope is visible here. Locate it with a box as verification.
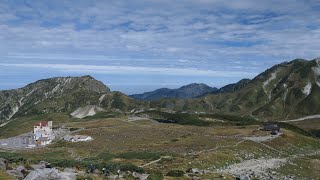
[1,58,319,122]
[150,58,320,120]
[130,83,217,100]
[0,76,143,122]
[213,78,251,94]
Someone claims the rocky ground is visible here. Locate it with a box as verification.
[1,158,151,180]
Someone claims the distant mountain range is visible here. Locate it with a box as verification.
[129,79,252,100]
[130,83,218,100]
[213,78,251,94]
[1,58,320,122]
[151,58,320,120]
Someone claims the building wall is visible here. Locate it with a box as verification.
[33,121,54,142]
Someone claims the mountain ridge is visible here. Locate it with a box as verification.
[1,58,320,122]
[129,83,218,100]
[149,58,320,120]
[0,75,143,121]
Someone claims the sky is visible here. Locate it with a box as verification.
[0,0,320,94]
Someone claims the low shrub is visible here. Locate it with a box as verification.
[275,122,314,137]
[140,110,209,126]
[166,170,184,177]
[148,170,164,180]
[116,151,161,161]
[101,162,144,173]
[0,152,26,163]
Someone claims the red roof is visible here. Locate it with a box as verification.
[34,121,49,127]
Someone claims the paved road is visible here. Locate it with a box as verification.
[0,132,36,149]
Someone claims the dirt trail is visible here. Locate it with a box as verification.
[189,139,247,156]
[140,156,172,167]
[242,133,281,142]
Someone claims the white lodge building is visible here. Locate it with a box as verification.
[33,121,55,145]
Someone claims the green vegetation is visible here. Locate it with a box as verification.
[83,111,123,119]
[0,152,26,163]
[0,171,13,180]
[147,170,164,180]
[277,154,320,179]
[199,113,257,125]
[116,152,162,161]
[85,151,162,162]
[275,122,314,137]
[166,170,184,177]
[102,162,144,173]
[137,110,210,126]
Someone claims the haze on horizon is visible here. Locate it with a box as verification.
[0,0,319,94]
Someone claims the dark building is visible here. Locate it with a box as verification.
[262,123,280,131]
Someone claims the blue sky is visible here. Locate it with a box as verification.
[0,0,320,94]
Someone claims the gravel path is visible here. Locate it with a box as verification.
[282,114,320,122]
[217,158,287,178]
[140,156,172,167]
[242,133,281,142]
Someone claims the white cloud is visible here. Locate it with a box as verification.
[0,0,320,87]
[0,63,257,77]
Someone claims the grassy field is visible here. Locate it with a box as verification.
[0,171,13,180]
[277,154,320,179]
[0,113,319,179]
[289,118,320,137]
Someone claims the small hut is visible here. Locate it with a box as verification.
[262,123,280,131]
[261,123,280,135]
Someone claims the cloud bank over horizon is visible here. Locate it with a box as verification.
[0,0,319,94]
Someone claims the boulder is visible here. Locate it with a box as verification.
[191,168,201,174]
[16,165,26,172]
[240,174,250,180]
[24,168,76,180]
[0,158,8,170]
[132,172,149,180]
[6,169,24,179]
[31,161,51,169]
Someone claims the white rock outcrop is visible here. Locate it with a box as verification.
[24,168,76,180]
[70,105,105,119]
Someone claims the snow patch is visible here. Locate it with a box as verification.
[71,105,105,119]
[263,70,279,99]
[34,100,41,105]
[99,94,107,104]
[19,97,24,106]
[52,84,60,93]
[283,89,288,103]
[26,89,35,96]
[8,104,19,119]
[312,60,320,87]
[302,82,312,96]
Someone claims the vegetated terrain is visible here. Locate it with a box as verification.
[288,118,320,138]
[150,59,320,121]
[0,111,319,179]
[0,58,320,179]
[2,58,320,125]
[129,83,218,100]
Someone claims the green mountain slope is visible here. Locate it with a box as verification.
[0,76,143,122]
[130,83,217,100]
[151,58,320,121]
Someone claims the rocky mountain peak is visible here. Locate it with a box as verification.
[0,76,110,121]
[130,83,217,100]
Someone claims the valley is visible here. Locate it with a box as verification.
[0,111,319,179]
[0,58,320,179]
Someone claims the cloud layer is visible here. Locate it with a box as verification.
[0,0,319,93]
